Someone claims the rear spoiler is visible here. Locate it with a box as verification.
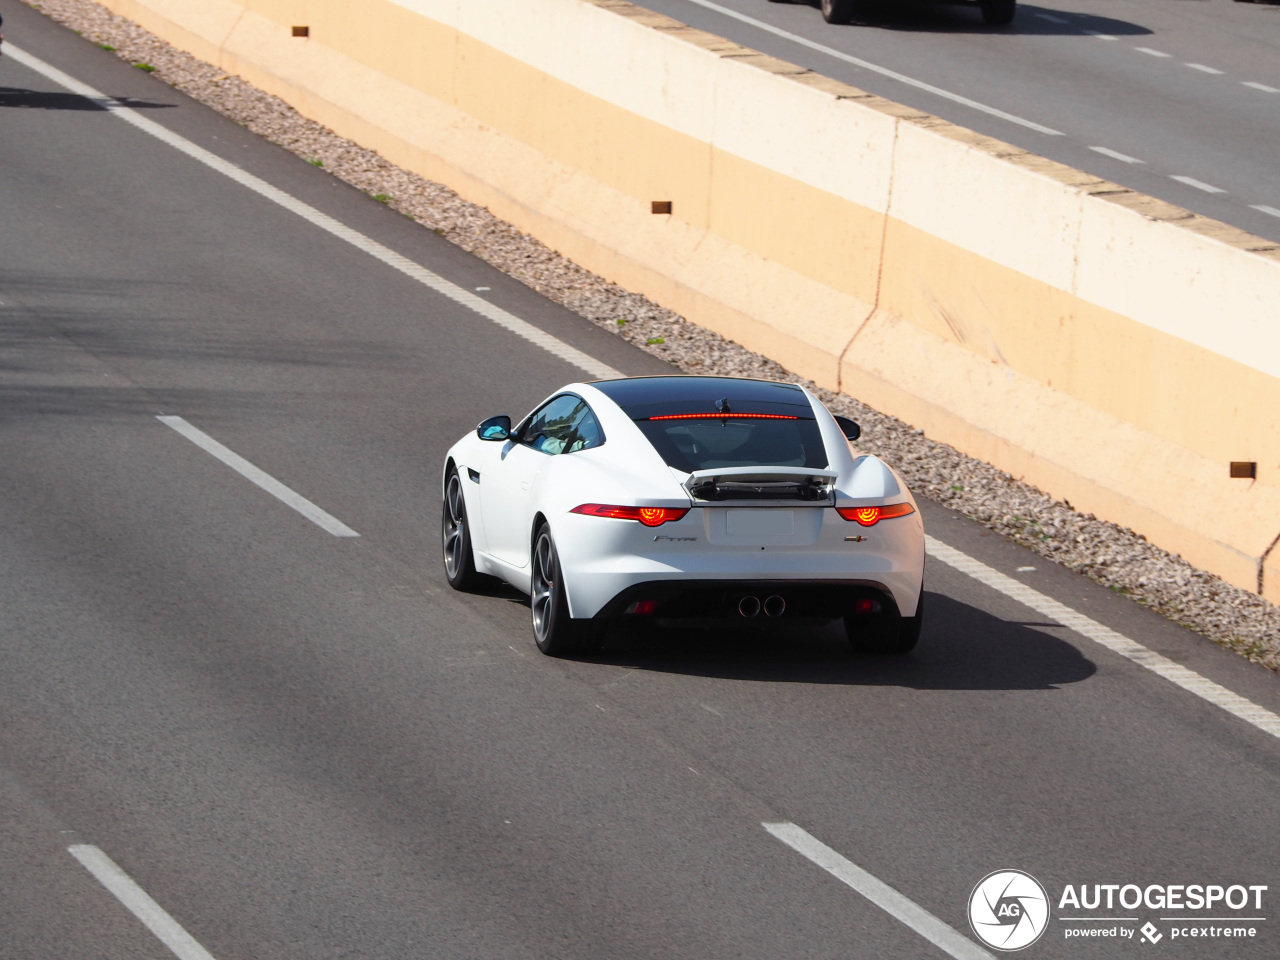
[684,466,839,503]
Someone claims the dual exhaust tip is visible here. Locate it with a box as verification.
[738,594,786,618]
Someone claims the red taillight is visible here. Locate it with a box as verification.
[835,502,915,526]
[571,504,690,527]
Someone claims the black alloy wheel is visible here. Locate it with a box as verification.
[530,524,603,656]
[442,468,480,590]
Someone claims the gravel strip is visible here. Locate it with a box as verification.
[20,0,1280,669]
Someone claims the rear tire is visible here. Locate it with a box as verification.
[442,468,481,591]
[980,0,1016,25]
[821,0,857,24]
[530,524,604,656]
[845,591,923,655]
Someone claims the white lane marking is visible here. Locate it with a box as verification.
[1090,145,1144,164]
[1034,12,1067,23]
[157,416,360,537]
[764,823,996,960]
[1170,175,1226,194]
[1186,63,1224,75]
[925,535,1280,740]
[1086,30,1119,40]
[680,0,1063,136]
[3,44,622,381]
[1252,205,1280,218]
[69,845,219,960]
[1243,81,1279,93]
[1135,47,1171,58]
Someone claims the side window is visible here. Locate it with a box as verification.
[519,395,605,455]
[564,403,604,454]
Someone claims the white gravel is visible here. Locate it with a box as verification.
[20,0,1280,669]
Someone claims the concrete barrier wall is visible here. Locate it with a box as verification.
[95,0,1280,598]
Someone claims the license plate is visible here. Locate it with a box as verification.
[726,509,795,536]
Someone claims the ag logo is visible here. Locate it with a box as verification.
[968,870,1049,951]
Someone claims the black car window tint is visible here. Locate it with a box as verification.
[634,417,827,472]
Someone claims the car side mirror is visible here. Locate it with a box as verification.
[476,415,511,441]
[834,415,861,442]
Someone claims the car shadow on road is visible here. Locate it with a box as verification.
[0,87,174,110]
[591,591,1096,690]
[786,0,1152,35]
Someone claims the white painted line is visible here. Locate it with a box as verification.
[3,44,622,381]
[1135,47,1171,58]
[680,0,1063,136]
[1243,81,1280,93]
[925,535,1280,740]
[1252,205,1280,218]
[1034,12,1067,23]
[763,822,996,960]
[1085,30,1118,40]
[68,845,219,960]
[1170,175,1226,194]
[157,416,360,537]
[1090,146,1144,164]
[1186,63,1224,75]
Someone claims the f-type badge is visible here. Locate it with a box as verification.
[845,535,867,542]
[654,535,698,542]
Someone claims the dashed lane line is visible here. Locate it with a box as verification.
[679,0,1063,135]
[1170,175,1227,194]
[1253,205,1280,218]
[1186,63,1224,75]
[1244,81,1280,93]
[158,416,360,537]
[925,536,1280,741]
[3,44,623,382]
[764,822,996,960]
[69,845,219,960]
[1135,47,1172,58]
[1090,146,1144,164]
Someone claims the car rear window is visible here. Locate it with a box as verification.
[593,377,830,473]
[634,415,828,473]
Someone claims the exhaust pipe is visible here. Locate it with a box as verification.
[763,595,786,618]
[738,595,761,617]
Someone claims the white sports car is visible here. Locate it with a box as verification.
[441,376,925,656]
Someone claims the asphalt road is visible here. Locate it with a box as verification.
[632,0,1280,244]
[2,5,1280,959]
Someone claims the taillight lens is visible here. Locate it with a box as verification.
[571,504,690,527]
[835,502,915,526]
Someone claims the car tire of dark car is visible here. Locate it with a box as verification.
[442,467,483,591]
[980,0,1016,25]
[531,524,605,656]
[845,591,923,655]
[821,0,858,24]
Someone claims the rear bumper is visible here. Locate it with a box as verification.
[553,511,925,619]
[596,579,902,622]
